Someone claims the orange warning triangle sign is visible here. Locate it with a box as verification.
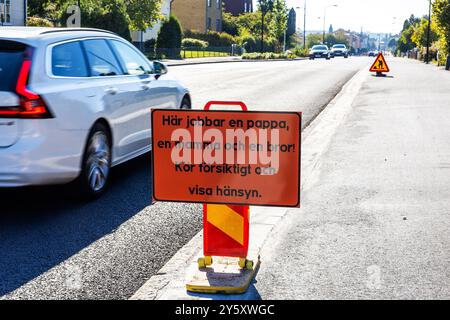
[370,52,390,73]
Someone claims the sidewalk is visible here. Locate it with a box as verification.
[163,56,307,66]
[254,58,450,299]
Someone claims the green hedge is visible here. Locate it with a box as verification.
[182,38,209,48]
[242,52,296,60]
[184,30,237,47]
[27,16,53,27]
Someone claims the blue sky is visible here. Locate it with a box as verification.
[253,0,431,34]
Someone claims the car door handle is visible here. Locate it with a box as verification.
[105,87,118,95]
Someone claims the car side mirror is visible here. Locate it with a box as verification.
[153,61,168,78]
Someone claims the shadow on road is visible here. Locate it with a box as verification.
[0,153,152,296]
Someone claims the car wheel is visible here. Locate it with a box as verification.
[79,123,111,199]
[181,96,191,109]
[326,56,330,60]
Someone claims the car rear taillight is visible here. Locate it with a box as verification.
[0,51,52,119]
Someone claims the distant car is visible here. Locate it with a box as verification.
[368,51,378,57]
[0,27,191,197]
[331,44,349,58]
[309,45,331,60]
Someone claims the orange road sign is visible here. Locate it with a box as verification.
[370,52,390,73]
[151,108,302,207]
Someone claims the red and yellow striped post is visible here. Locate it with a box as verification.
[197,102,253,270]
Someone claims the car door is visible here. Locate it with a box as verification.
[82,38,144,160]
[108,40,179,151]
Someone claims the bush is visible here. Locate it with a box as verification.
[144,39,156,53]
[27,16,53,27]
[184,30,237,47]
[156,15,183,58]
[182,38,209,48]
[293,46,309,57]
[239,33,278,53]
[242,52,296,60]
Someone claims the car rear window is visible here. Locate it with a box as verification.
[334,45,346,48]
[313,46,328,50]
[52,41,89,77]
[0,40,26,91]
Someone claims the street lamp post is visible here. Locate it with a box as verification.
[303,0,306,48]
[259,0,273,53]
[323,4,338,44]
[425,0,432,64]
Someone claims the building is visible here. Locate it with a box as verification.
[131,0,171,43]
[172,0,222,33]
[287,7,296,36]
[223,0,253,16]
[0,0,26,26]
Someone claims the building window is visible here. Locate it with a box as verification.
[244,2,248,12]
[216,19,221,31]
[207,18,212,30]
[216,0,221,8]
[0,0,12,24]
[207,0,211,7]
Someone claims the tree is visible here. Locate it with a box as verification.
[268,0,288,43]
[222,11,239,36]
[156,15,183,58]
[433,0,450,61]
[388,38,398,50]
[306,33,323,48]
[411,18,439,48]
[58,0,131,40]
[398,24,416,53]
[125,0,163,31]
[403,14,421,31]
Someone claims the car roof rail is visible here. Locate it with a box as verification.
[39,28,118,36]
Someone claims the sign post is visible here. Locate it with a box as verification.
[151,101,302,294]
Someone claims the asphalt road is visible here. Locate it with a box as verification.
[0,57,369,300]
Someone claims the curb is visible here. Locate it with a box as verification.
[165,58,244,67]
[165,57,307,67]
[130,67,369,301]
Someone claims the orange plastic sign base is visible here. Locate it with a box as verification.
[370,52,390,73]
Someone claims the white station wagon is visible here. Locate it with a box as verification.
[0,27,191,197]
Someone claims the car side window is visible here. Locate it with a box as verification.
[83,39,122,77]
[109,40,153,76]
[52,41,88,77]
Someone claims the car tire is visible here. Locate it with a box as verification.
[181,96,191,109]
[326,56,330,60]
[344,55,349,58]
[78,123,112,199]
